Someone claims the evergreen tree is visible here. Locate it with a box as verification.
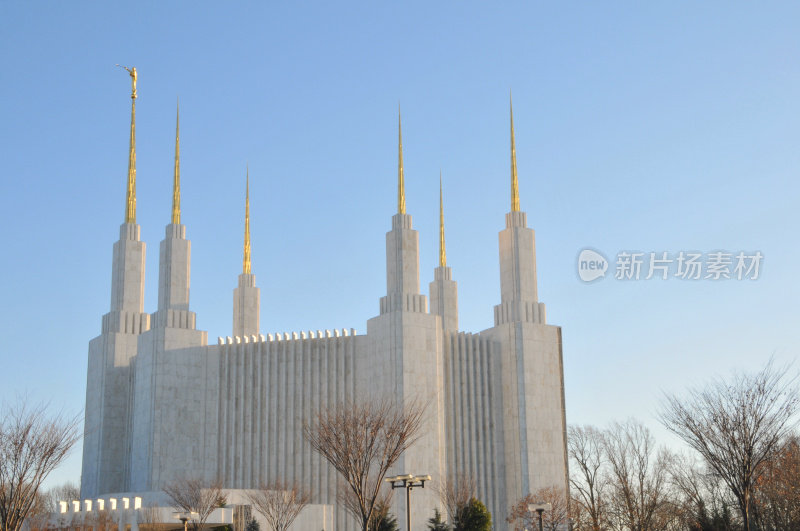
[372,511,398,531]
[453,498,491,531]
[427,508,450,531]
[368,500,398,531]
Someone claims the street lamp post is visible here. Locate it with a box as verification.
[385,474,431,531]
[174,511,198,531]
[528,502,551,531]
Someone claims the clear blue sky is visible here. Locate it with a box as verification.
[1,2,799,488]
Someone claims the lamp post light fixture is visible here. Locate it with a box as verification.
[385,474,431,531]
[527,503,551,531]
[173,511,198,531]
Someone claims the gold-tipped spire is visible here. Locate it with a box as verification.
[118,65,138,223]
[243,167,252,275]
[439,171,446,267]
[510,92,520,212]
[171,100,181,224]
[398,106,406,215]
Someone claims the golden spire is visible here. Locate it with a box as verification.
[118,65,138,224]
[510,92,520,212]
[243,167,251,275]
[439,171,446,267]
[172,100,181,224]
[398,106,406,215]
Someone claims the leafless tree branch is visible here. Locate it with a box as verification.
[303,396,426,531]
[568,424,608,531]
[433,474,475,525]
[163,478,227,531]
[0,399,81,531]
[659,359,800,530]
[246,480,309,531]
[507,486,569,531]
[602,419,678,531]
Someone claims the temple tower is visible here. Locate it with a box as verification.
[81,67,151,497]
[129,103,208,492]
[429,173,458,332]
[367,110,447,531]
[233,169,260,337]
[151,103,198,330]
[484,95,569,510]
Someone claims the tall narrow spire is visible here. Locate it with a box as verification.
[510,92,520,212]
[439,171,446,267]
[172,100,181,224]
[121,65,138,224]
[243,168,251,275]
[398,106,406,214]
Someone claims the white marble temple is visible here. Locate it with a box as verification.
[81,109,568,531]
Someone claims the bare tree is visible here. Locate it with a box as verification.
[659,360,800,531]
[753,434,800,529]
[137,504,161,531]
[337,482,395,531]
[434,474,476,525]
[507,486,569,531]
[233,504,253,531]
[0,399,80,531]
[303,397,426,531]
[568,425,608,531]
[20,493,51,531]
[85,509,116,531]
[163,478,227,531]
[669,453,738,530]
[246,480,309,531]
[603,419,677,531]
[366,490,396,531]
[36,482,80,515]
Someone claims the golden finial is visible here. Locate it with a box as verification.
[172,100,181,225]
[510,91,520,212]
[398,106,406,215]
[117,65,138,224]
[439,171,446,267]
[243,167,251,275]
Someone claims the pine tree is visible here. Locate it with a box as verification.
[427,508,450,531]
[453,498,491,531]
[372,511,398,531]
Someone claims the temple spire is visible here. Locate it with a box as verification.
[234,165,259,337]
[172,100,181,224]
[120,65,138,224]
[243,168,251,275]
[510,92,520,212]
[398,106,406,214]
[439,171,446,267]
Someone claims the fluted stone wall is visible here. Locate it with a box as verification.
[442,331,505,523]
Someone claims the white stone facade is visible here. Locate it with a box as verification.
[37,490,332,531]
[81,111,568,531]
